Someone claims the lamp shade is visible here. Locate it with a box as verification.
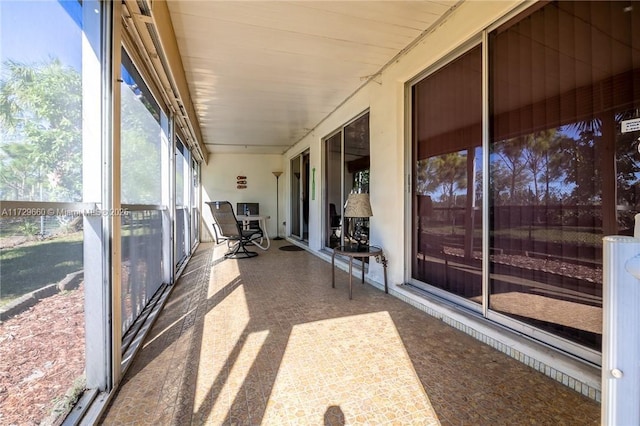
[344,193,373,218]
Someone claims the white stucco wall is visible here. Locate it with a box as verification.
[201,153,284,241]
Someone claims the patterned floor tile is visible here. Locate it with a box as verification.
[100,241,600,425]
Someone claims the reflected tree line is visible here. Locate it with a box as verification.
[417,115,640,235]
[0,58,163,205]
[0,59,82,202]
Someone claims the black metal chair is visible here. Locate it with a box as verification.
[206,201,262,258]
[328,203,342,247]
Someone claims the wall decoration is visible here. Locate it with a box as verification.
[236,175,247,189]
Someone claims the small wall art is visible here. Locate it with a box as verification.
[237,175,247,189]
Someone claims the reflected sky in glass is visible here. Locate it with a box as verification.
[1,1,81,70]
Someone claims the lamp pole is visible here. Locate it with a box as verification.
[272,171,283,240]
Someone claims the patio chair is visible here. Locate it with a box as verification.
[206,201,262,258]
[329,203,341,246]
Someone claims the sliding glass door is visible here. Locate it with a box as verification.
[412,46,483,304]
[324,112,370,249]
[410,0,640,360]
[325,132,342,248]
[486,0,639,352]
[290,151,310,241]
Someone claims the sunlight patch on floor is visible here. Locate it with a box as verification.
[194,283,251,414]
[262,311,440,425]
[207,257,239,298]
[198,330,269,423]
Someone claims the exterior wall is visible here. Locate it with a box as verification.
[201,153,284,241]
[286,1,522,286]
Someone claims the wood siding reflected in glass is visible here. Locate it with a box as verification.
[489,0,639,351]
[412,45,483,303]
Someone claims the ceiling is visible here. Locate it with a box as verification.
[166,1,459,155]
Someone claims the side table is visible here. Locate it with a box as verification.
[331,245,388,299]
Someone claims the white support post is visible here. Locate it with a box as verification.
[83,0,116,391]
[601,235,640,425]
[161,112,173,284]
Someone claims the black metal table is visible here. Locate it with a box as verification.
[331,245,388,299]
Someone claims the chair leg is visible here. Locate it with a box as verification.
[224,240,258,259]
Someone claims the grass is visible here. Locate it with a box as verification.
[491,226,602,246]
[0,232,83,307]
[425,224,601,246]
[47,375,86,425]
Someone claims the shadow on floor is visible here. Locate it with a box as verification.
[101,241,600,425]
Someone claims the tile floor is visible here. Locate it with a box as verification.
[100,240,600,425]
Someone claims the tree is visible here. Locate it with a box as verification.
[119,74,163,205]
[0,141,40,200]
[415,157,439,196]
[491,137,528,205]
[434,152,467,207]
[559,122,601,205]
[0,59,81,201]
[523,130,558,204]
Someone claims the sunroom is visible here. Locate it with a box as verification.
[1,0,639,424]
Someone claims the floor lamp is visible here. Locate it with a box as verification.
[272,171,283,240]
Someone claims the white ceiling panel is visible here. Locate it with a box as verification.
[166,1,459,154]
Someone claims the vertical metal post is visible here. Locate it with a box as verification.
[108,1,123,386]
[602,236,640,425]
[481,30,490,317]
[161,112,172,285]
[83,0,117,391]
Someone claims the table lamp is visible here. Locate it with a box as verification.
[344,192,373,248]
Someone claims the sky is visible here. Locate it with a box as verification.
[0,0,82,70]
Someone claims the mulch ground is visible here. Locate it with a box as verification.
[0,285,85,426]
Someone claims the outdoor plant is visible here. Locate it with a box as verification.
[17,219,39,236]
